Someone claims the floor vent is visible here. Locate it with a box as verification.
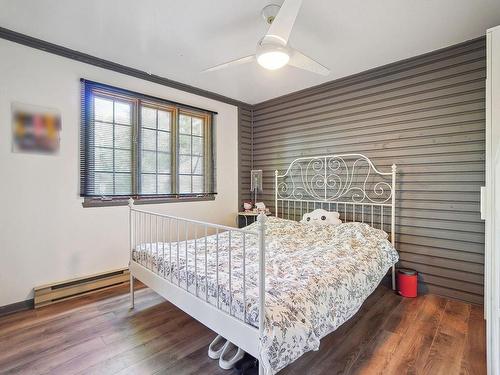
[34,268,129,308]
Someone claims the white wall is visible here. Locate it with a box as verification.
[0,39,239,306]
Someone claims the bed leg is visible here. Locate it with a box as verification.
[391,265,396,291]
[130,274,135,309]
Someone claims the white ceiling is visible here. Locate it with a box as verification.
[1,0,500,104]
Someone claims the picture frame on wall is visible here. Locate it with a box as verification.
[11,102,61,154]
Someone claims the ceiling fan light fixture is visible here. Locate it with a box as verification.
[257,50,290,70]
[256,41,290,70]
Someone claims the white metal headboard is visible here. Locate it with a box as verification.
[274,153,397,288]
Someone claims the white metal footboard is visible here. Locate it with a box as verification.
[127,198,267,360]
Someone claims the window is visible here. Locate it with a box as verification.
[178,113,206,194]
[139,103,173,195]
[80,80,216,205]
[92,95,134,196]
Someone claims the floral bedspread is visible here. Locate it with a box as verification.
[132,217,398,374]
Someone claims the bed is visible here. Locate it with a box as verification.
[128,153,398,374]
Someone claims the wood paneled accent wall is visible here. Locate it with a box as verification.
[238,106,253,203]
[242,37,486,304]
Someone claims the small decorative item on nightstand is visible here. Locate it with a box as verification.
[243,201,253,211]
[237,210,272,228]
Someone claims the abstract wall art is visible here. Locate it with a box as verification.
[12,103,61,154]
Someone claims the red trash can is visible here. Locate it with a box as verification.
[397,269,418,298]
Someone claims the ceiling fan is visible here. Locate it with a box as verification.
[203,0,330,75]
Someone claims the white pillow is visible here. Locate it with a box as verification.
[300,209,342,226]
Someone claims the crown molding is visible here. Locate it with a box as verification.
[0,26,251,109]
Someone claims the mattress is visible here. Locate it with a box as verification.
[132,216,399,374]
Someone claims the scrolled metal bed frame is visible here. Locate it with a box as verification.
[128,153,397,374]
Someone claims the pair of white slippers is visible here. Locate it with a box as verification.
[208,335,245,370]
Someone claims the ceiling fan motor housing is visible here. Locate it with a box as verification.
[261,4,281,24]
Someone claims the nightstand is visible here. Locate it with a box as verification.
[237,211,272,228]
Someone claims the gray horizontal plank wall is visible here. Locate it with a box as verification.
[239,106,253,203]
[249,37,485,304]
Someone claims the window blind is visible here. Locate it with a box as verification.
[80,79,217,201]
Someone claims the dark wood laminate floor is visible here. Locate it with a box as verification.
[0,284,485,375]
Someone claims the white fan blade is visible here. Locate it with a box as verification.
[288,49,330,76]
[263,0,302,45]
[203,55,255,72]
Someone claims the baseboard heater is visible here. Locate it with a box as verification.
[34,267,130,308]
